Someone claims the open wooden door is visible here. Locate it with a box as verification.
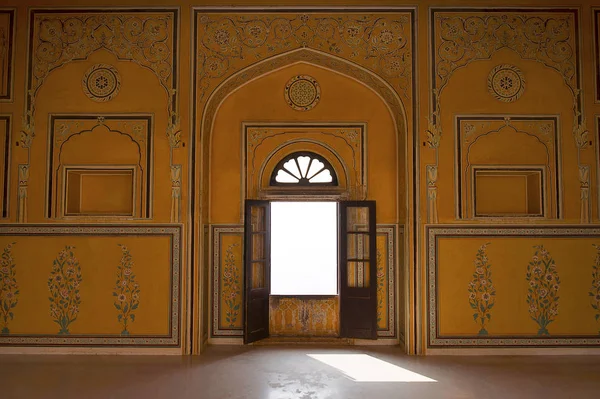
[243,200,270,344]
[339,201,377,339]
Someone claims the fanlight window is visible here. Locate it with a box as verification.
[270,152,338,186]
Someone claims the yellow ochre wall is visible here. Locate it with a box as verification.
[1,0,600,355]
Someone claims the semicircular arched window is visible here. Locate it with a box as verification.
[270,152,338,186]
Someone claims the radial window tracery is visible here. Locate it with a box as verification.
[270,152,338,186]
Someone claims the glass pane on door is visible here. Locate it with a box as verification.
[251,261,265,289]
[251,206,266,231]
[346,207,369,231]
[347,261,370,288]
[347,233,370,260]
[252,233,265,260]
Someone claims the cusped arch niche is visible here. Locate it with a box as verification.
[48,116,152,219]
[457,117,560,219]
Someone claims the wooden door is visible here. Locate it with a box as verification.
[339,201,377,339]
[243,200,271,344]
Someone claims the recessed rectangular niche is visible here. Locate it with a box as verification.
[473,168,544,218]
[64,168,135,217]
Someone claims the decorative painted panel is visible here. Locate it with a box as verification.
[270,297,339,336]
[47,115,153,219]
[427,225,600,348]
[18,8,180,224]
[0,115,10,218]
[455,116,560,219]
[195,10,413,103]
[211,225,244,337]
[27,9,178,124]
[431,9,581,131]
[0,9,15,101]
[0,225,181,347]
[427,8,584,223]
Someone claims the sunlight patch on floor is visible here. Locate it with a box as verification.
[307,354,437,382]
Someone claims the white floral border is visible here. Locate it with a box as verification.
[0,224,182,347]
[427,225,600,347]
[377,225,397,338]
[211,225,244,337]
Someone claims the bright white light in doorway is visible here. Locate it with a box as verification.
[307,354,437,382]
[271,202,337,295]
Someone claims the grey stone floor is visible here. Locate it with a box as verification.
[1,346,599,399]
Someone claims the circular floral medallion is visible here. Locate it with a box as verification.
[487,64,525,103]
[82,64,121,102]
[284,75,321,111]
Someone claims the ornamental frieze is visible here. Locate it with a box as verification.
[196,13,413,102]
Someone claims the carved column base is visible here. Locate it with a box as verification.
[17,164,29,223]
[170,164,182,223]
[426,165,439,224]
[579,165,590,224]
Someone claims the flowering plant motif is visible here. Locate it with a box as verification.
[376,249,385,326]
[0,243,18,335]
[47,246,82,335]
[590,245,600,334]
[222,243,240,328]
[112,245,140,336]
[526,245,560,336]
[467,243,495,335]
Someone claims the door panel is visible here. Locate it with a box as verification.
[244,200,271,344]
[340,201,377,339]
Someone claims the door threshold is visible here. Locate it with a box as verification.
[252,337,352,346]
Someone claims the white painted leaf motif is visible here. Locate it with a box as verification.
[275,170,299,183]
[309,169,333,183]
[283,159,301,179]
[297,156,311,178]
[306,159,325,179]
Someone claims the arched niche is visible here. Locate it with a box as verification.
[206,56,402,225]
[28,49,172,221]
[49,121,150,219]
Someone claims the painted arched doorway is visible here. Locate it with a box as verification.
[200,51,407,346]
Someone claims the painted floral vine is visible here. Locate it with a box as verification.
[112,245,140,336]
[590,245,600,334]
[376,249,385,326]
[48,246,82,335]
[0,243,18,335]
[526,245,560,336]
[467,243,495,335]
[222,243,240,328]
